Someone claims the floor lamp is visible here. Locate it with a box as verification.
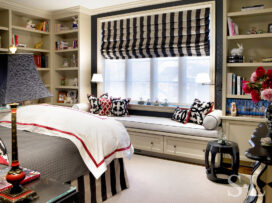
[0,53,52,202]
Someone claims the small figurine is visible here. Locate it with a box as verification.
[61,77,65,86]
[34,41,43,49]
[72,17,78,30]
[71,54,77,67]
[250,27,257,34]
[230,43,243,56]
[161,99,168,106]
[63,58,69,67]
[73,78,78,86]
[230,102,237,116]
[154,99,159,106]
[65,96,73,104]
[26,19,35,30]
[138,97,145,105]
[146,99,152,105]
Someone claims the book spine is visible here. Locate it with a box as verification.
[232,74,236,95]
[231,21,235,36]
[227,73,233,95]
[237,76,241,95]
[227,17,233,36]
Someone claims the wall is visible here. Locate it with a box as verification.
[91,0,223,110]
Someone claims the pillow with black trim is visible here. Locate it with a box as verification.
[0,139,9,166]
[110,98,130,117]
[87,93,109,114]
[189,99,214,125]
[172,107,191,124]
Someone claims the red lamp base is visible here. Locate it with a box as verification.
[0,187,37,203]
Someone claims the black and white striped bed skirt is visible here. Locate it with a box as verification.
[68,158,129,203]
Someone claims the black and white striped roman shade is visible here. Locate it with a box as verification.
[101,7,210,59]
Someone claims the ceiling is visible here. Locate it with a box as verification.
[8,0,139,11]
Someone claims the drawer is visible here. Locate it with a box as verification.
[164,136,208,160]
[129,132,163,153]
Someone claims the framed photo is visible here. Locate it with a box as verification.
[57,91,67,103]
[67,90,78,104]
[268,23,272,33]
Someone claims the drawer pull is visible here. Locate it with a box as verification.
[150,142,154,145]
[174,145,176,148]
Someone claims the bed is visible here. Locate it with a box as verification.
[0,104,134,203]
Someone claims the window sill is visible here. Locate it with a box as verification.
[128,104,179,113]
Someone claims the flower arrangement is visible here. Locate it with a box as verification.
[242,66,272,103]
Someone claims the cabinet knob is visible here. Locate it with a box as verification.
[174,145,176,148]
[203,149,206,152]
[151,142,154,145]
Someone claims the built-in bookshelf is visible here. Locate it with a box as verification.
[52,12,90,106]
[223,0,272,119]
[0,8,9,52]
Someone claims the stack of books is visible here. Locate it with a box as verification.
[34,55,48,68]
[227,17,239,36]
[226,98,268,116]
[11,34,18,46]
[55,41,69,50]
[36,21,49,32]
[54,24,70,32]
[72,40,78,48]
[227,73,245,95]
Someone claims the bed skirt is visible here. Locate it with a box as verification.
[69,158,129,203]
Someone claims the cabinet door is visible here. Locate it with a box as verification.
[223,120,259,162]
[129,132,163,153]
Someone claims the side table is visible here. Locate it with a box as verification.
[24,178,78,203]
[205,140,240,184]
[244,123,272,203]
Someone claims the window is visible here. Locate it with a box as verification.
[103,56,212,106]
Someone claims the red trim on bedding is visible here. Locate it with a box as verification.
[0,121,131,168]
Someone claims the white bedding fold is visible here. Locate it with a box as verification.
[0,104,134,179]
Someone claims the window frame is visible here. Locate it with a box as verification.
[97,1,215,108]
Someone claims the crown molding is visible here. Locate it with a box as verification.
[52,5,92,19]
[0,0,51,18]
[89,0,180,15]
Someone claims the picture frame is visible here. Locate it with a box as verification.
[268,23,272,33]
[67,90,78,104]
[57,91,67,103]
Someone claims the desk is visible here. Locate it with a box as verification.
[244,123,272,203]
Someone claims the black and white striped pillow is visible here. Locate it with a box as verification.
[172,107,191,124]
[189,99,214,125]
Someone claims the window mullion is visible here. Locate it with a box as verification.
[125,59,129,98]
[178,57,183,105]
[150,58,155,102]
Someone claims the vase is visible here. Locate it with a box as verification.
[265,102,272,138]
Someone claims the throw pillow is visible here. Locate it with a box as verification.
[110,98,130,116]
[172,107,191,124]
[99,97,111,116]
[87,94,100,114]
[189,99,214,125]
[0,139,9,166]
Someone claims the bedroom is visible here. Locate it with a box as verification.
[0,0,272,203]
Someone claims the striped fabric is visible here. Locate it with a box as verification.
[101,7,210,59]
[69,158,129,203]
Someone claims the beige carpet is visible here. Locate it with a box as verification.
[105,154,250,203]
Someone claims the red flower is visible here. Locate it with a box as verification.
[242,81,252,94]
[262,79,272,89]
[251,90,261,104]
[256,66,265,78]
[267,68,272,79]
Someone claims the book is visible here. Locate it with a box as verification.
[237,76,241,95]
[227,73,233,95]
[227,17,233,36]
[241,4,264,11]
[232,73,237,95]
[0,167,40,192]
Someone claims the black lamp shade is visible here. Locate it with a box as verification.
[0,54,52,104]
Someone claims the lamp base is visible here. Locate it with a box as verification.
[0,187,38,203]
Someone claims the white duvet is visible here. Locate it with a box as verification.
[0,104,134,179]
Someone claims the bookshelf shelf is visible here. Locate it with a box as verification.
[0,48,8,52]
[226,94,251,99]
[17,47,50,53]
[227,63,272,67]
[55,86,78,90]
[54,48,78,53]
[54,29,78,35]
[0,26,8,31]
[55,67,79,71]
[228,7,272,17]
[227,33,272,40]
[12,26,49,35]
[37,68,50,71]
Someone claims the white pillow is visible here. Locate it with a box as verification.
[203,110,222,130]
[72,103,90,112]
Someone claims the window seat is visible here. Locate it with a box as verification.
[72,103,221,163]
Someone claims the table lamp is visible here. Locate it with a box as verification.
[0,53,52,202]
[91,73,103,97]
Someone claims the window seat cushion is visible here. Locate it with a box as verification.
[115,115,219,138]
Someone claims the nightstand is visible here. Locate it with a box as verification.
[25,178,77,203]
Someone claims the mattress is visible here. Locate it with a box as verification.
[0,126,89,183]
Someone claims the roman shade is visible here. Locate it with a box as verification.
[101,7,210,59]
